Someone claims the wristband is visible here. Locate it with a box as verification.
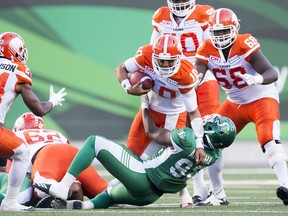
[121,79,131,92]
[254,74,264,84]
[191,117,204,138]
[141,95,149,109]
[196,137,204,149]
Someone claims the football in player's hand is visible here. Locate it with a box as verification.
[129,71,154,90]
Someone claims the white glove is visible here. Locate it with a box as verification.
[49,85,67,107]
[236,73,263,86]
[195,137,204,149]
[141,94,149,109]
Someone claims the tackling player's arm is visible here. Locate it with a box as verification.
[141,95,172,147]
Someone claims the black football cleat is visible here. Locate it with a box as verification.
[51,199,83,209]
[33,183,52,195]
[35,196,55,208]
[276,186,288,205]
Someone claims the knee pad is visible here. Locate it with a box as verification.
[264,140,288,168]
[11,144,30,161]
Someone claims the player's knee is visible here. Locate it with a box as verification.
[264,140,288,168]
[11,144,29,161]
[85,135,96,148]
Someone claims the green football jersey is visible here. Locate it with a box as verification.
[144,127,221,193]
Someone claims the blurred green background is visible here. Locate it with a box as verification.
[0,0,287,141]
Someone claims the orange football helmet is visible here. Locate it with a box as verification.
[152,35,182,77]
[208,8,240,49]
[0,32,28,63]
[13,112,44,132]
[167,0,195,17]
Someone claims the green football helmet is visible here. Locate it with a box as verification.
[203,114,236,149]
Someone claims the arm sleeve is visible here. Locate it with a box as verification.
[182,89,198,112]
[124,57,140,72]
[150,29,161,45]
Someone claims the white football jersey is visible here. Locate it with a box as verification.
[15,129,69,173]
[0,57,32,124]
[151,5,215,82]
[196,34,279,104]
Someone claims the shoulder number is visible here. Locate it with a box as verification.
[244,36,258,49]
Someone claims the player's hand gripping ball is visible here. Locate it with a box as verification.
[129,71,154,90]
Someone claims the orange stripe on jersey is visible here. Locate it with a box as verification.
[153,7,171,25]
[196,39,219,65]
[196,34,261,65]
[229,34,261,62]
[188,5,215,30]
[15,62,32,85]
[171,59,197,94]
[135,45,153,69]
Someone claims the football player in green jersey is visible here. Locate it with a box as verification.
[33,95,236,209]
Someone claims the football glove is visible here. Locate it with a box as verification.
[236,73,263,85]
[49,85,67,107]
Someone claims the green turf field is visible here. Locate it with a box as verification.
[1,166,287,216]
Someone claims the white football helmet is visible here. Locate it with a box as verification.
[167,0,195,17]
[0,32,28,63]
[208,8,240,49]
[13,112,44,132]
[152,35,182,78]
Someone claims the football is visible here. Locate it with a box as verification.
[129,71,154,90]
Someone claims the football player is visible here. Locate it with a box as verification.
[33,95,236,209]
[0,112,108,208]
[115,34,206,180]
[150,0,220,206]
[0,32,66,211]
[194,8,288,206]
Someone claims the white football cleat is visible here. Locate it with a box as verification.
[0,201,35,212]
[197,189,229,206]
[33,182,70,200]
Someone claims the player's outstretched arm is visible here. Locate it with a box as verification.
[17,83,67,117]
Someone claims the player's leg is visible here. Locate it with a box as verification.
[47,136,162,209]
[201,100,247,206]
[85,136,162,208]
[192,80,220,205]
[252,98,288,205]
[0,128,33,211]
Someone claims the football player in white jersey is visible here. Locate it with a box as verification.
[150,0,219,207]
[194,8,288,206]
[115,35,206,173]
[33,95,236,209]
[0,32,66,211]
[1,113,108,208]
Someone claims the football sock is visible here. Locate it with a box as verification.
[208,156,224,194]
[192,170,208,198]
[273,160,288,188]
